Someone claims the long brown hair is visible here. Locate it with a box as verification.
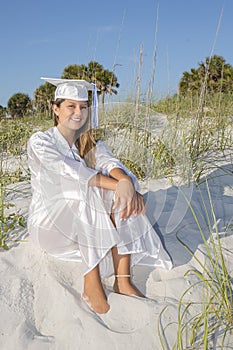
[53,99,97,168]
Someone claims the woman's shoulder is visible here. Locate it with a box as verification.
[95,140,111,151]
[95,140,116,158]
[28,127,56,145]
[28,127,55,147]
[96,140,109,149]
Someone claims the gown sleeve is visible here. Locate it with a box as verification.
[95,140,140,191]
[27,132,98,198]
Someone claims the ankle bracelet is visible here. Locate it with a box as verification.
[115,274,131,278]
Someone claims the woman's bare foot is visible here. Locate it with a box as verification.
[83,266,110,314]
[113,277,145,298]
[82,289,110,314]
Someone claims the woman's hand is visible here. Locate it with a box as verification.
[113,178,146,219]
[131,192,146,217]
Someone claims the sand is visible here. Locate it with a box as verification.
[0,163,233,349]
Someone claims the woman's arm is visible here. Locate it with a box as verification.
[109,167,133,183]
[87,168,131,191]
[88,173,117,191]
[88,169,145,220]
[110,168,146,219]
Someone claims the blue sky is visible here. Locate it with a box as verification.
[0,0,232,106]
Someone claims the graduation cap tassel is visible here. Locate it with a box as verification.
[91,83,98,128]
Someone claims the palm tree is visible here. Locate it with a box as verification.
[34,82,56,117]
[62,64,89,80]
[88,61,120,104]
[0,105,7,119]
[179,69,201,95]
[7,93,32,118]
[179,71,191,94]
[61,61,120,105]
[179,55,233,95]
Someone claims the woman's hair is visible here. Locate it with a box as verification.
[53,99,97,168]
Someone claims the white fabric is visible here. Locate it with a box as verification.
[55,83,89,101]
[40,77,95,101]
[27,126,172,278]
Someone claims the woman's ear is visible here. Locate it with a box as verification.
[52,104,59,116]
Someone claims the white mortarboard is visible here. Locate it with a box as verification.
[41,77,95,101]
[41,77,99,127]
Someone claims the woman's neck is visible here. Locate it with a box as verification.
[56,125,78,147]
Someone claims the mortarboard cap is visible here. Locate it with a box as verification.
[41,77,95,101]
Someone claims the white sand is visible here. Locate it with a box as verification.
[1,164,233,349]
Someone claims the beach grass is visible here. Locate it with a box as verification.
[154,88,233,348]
[178,183,232,349]
[0,116,52,249]
[158,177,233,349]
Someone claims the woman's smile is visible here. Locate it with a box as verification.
[70,116,81,122]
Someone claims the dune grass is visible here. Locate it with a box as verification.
[158,182,233,349]
[154,91,233,181]
[153,87,233,349]
[0,116,52,249]
[175,182,233,349]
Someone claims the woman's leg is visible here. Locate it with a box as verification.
[111,247,144,297]
[110,212,144,297]
[83,264,110,314]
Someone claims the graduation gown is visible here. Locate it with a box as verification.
[27,126,172,278]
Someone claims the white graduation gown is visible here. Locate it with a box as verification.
[27,126,172,278]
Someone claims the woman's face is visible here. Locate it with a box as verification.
[53,99,89,131]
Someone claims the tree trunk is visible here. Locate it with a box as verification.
[101,91,105,105]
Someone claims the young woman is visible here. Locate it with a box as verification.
[27,78,172,315]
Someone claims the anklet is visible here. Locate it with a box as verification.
[115,274,131,278]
